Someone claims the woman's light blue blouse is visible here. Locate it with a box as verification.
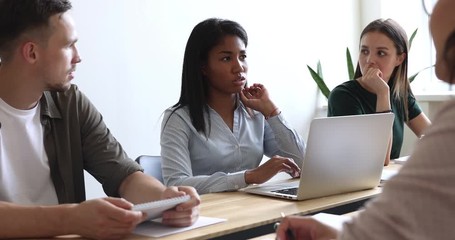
[160,103,305,194]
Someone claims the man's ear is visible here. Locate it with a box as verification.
[21,42,39,64]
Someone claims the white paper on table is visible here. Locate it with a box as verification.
[312,213,352,231]
[133,216,226,238]
[393,155,409,165]
[381,169,399,181]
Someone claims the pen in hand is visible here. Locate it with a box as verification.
[274,212,295,240]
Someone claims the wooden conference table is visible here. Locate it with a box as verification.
[152,188,380,240]
[56,163,401,240]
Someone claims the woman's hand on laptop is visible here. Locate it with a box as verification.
[245,155,300,184]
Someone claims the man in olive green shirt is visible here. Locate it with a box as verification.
[0,0,200,239]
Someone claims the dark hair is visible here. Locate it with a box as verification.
[354,18,412,121]
[0,0,72,62]
[444,30,455,85]
[167,18,248,136]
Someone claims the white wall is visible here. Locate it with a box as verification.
[70,0,437,199]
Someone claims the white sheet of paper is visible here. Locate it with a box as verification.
[393,155,409,165]
[381,168,400,181]
[133,216,226,238]
[312,213,352,231]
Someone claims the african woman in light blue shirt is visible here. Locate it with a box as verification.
[160,18,305,194]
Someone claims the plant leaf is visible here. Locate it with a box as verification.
[409,28,418,51]
[409,65,434,83]
[307,65,331,99]
[316,60,323,79]
[408,72,419,83]
[346,47,355,80]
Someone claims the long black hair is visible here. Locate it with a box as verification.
[165,18,248,136]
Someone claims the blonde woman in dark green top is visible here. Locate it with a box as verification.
[328,19,431,165]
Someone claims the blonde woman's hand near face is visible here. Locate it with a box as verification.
[358,67,389,96]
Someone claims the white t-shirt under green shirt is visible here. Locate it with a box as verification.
[0,98,58,205]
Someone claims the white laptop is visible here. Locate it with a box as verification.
[242,113,394,201]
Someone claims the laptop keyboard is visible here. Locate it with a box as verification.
[272,187,298,196]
